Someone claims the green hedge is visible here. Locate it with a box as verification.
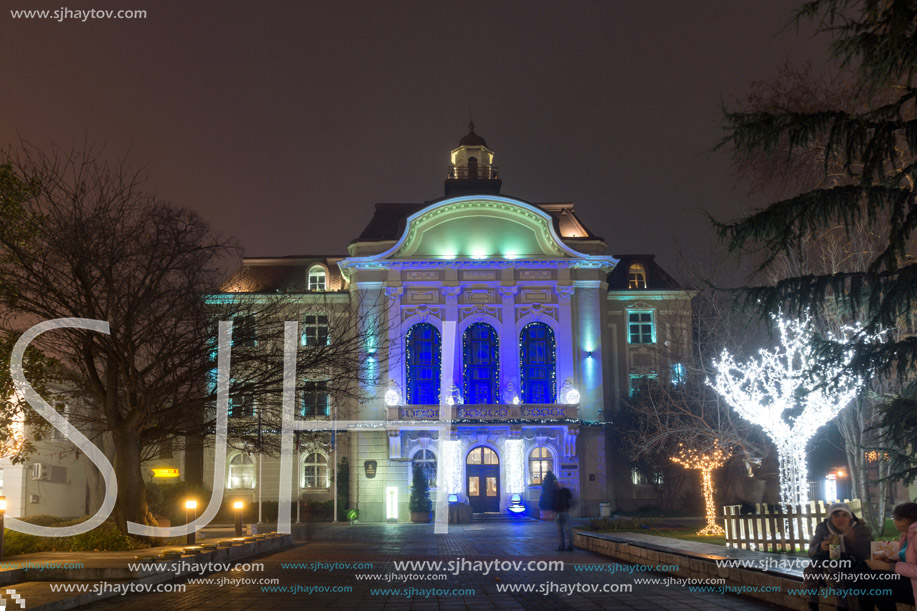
[2,515,147,557]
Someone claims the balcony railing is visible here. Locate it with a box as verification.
[446,166,500,181]
[387,403,577,422]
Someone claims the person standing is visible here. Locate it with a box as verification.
[555,486,574,552]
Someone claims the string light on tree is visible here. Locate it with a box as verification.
[670,441,729,536]
[708,314,871,508]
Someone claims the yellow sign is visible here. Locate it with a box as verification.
[151,468,180,478]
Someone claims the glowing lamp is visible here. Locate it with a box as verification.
[384,389,401,407]
[0,497,6,512]
[508,494,526,515]
[233,501,244,510]
[185,500,197,510]
[564,388,580,405]
[448,494,458,504]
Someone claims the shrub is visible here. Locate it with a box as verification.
[408,464,432,514]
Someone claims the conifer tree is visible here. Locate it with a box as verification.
[716,0,917,480]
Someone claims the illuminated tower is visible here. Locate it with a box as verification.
[444,122,502,196]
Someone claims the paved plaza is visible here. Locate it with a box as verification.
[75,520,785,610]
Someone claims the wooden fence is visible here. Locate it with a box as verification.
[723,499,862,552]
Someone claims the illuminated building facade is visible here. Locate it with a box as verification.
[209,125,693,519]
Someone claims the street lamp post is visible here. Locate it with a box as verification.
[185,499,197,545]
[234,501,244,537]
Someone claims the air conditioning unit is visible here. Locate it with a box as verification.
[32,463,50,480]
[29,494,40,504]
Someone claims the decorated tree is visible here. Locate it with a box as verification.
[409,464,432,516]
[708,314,867,507]
[670,441,730,535]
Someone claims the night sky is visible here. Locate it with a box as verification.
[2,0,829,272]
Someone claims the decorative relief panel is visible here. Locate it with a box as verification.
[461,270,497,281]
[406,290,438,304]
[402,304,445,323]
[458,305,502,324]
[520,288,551,303]
[518,270,553,280]
[515,304,558,323]
[404,271,441,281]
[462,289,495,304]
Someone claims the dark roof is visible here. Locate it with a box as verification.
[607,255,683,290]
[220,256,345,293]
[354,200,600,243]
[458,122,488,147]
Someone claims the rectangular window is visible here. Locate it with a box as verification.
[631,467,662,486]
[628,373,657,397]
[671,362,687,386]
[233,315,257,348]
[229,394,255,419]
[300,381,329,417]
[302,314,329,347]
[628,311,655,344]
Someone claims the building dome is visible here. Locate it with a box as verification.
[458,122,488,147]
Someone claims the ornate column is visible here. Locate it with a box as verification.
[499,286,519,404]
[384,286,405,395]
[555,285,576,400]
[440,286,462,404]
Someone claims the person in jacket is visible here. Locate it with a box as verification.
[866,502,917,608]
[804,502,872,611]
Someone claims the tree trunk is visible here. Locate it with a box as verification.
[111,424,152,533]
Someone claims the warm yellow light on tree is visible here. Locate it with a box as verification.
[670,441,729,536]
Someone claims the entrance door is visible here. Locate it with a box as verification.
[466,446,499,513]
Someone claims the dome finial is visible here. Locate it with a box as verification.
[468,107,475,133]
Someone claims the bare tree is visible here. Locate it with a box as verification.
[0,143,385,533]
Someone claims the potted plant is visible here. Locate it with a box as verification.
[539,471,558,520]
[409,464,433,523]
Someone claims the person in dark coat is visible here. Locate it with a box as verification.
[555,487,574,552]
[804,502,872,611]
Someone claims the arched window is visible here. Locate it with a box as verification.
[406,323,441,405]
[627,263,647,289]
[412,449,437,485]
[463,323,499,405]
[228,454,255,489]
[467,156,478,180]
[301,452,329,488]
[529,447,553,485]
[520,323,556,403]
[308,266,327,292]
[466,446,499,465]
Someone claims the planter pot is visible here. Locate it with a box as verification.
[410,511,432,523]
[540,510,556,521]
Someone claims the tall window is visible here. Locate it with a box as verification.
[228,454,255,489]
[629,373,657,396]
[229,394,255,418]
[627,263,647,289]
[412,449,437,485]
[463,323,499,405]
[628,311,655,344]
[308,266,326,292]
[529,447,553,485]
[302,314,329,346]
[406,323,441,405]
[301,381,329,417]
[301,452,329,488]
[520,323,556,403]
[233,314,257,348]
